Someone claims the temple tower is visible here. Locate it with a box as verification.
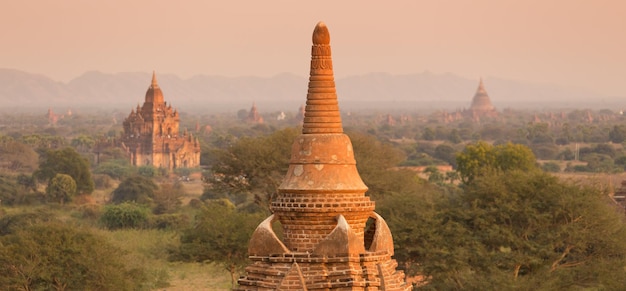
[470,78,496,114]
[236,22,410,291]
[119,72,200,170]
[247,102,264,123]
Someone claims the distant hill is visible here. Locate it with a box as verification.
[0,68,617,113]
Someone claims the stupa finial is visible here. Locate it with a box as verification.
[312,21,330,45]
[302,21,342,134]
[151,71,159,88]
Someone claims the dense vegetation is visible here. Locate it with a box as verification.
[1,107,626,289]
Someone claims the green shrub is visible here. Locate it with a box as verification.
[111,175,158,205]
[138,165,159,178]
[93,159,133,180]
[150,213,190,230]
[101,202,149,230]
[93,173,113,189]
[0,222,145,290]
[541,162,561,173]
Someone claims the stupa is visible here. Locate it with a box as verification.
[235,22,410,290]
[466,78,497,120]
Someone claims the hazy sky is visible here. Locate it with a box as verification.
[2,0,625,96]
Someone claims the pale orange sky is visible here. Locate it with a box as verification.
[1,0,625,96]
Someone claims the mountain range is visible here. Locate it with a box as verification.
[0,68,617,114]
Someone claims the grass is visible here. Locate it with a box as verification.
[97,228,232,290]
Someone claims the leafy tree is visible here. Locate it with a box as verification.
[152,182,185,214]
[0,175,20,206]
[20,134,66,151]
[456,141,537,184]
[541,162,561,173]
[423,166,444,185]
[447,129,462,144]
[46,173,77,204]
[110,175,158,205]
[35,147,94,194]
[70,134,95,153]
[93,158,134,180]
[609,125,626,143]
[529,143,559,160]
[422,127,435,140]
[349,131,408,199]
[0,139,39,172]
[423,170,626,290]
[205,127,298,207]
[174,200,263,287]
[592,143,617,158]
[0,222,145,290]
[433,144,457,167]
[556,148,575,161]
[376,183,460,281]
[581,153,618,173]
[138,165,159,178]
[100,202,150,229]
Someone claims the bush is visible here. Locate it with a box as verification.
[111,175,158,205]
[150,213,190,230]
[138,165,159,178]
[93,173,113,189]
[0,211,56,236]
[101,202,149,230]
[93,159,134,180]
[542,162,561,173]
[0,222,145,290]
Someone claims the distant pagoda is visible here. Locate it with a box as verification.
[466,78,497,120]
[119,72,200,170]
[246,102,264,124]
[235,22,410,291]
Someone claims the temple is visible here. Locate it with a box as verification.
[119,72,200,170]
[236,22,410,290]
[465,78,497,120]
[247,102,264,123]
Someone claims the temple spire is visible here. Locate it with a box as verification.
[302,21,343,134]
[151,71,159,88]
[469,77,496,114]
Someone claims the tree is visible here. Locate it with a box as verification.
[110,175,158,205]
[206,127,299,207]
[0,222,145,290]
[349,131,408,199]
[46,173,77,204]
[456,141,537,184]
[70,134,95,153]
[100,202,150,229]
[423,166,444,185]
[35,147,94,194]
[609,125,626,143]
[423,170,626,290]
[376,183,452,281]
[93,158,133,180]
[174,200,263,287]
[0,175,20,206]
[152,182,185,214]
[0,139,39,172]
[433,144,457,167]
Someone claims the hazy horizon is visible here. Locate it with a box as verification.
[2,1,625,97]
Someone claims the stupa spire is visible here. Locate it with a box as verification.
[303,21,343,134]
[470,77,494,112]
[151,71,159,88]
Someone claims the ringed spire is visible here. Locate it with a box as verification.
[303,21,343,134]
